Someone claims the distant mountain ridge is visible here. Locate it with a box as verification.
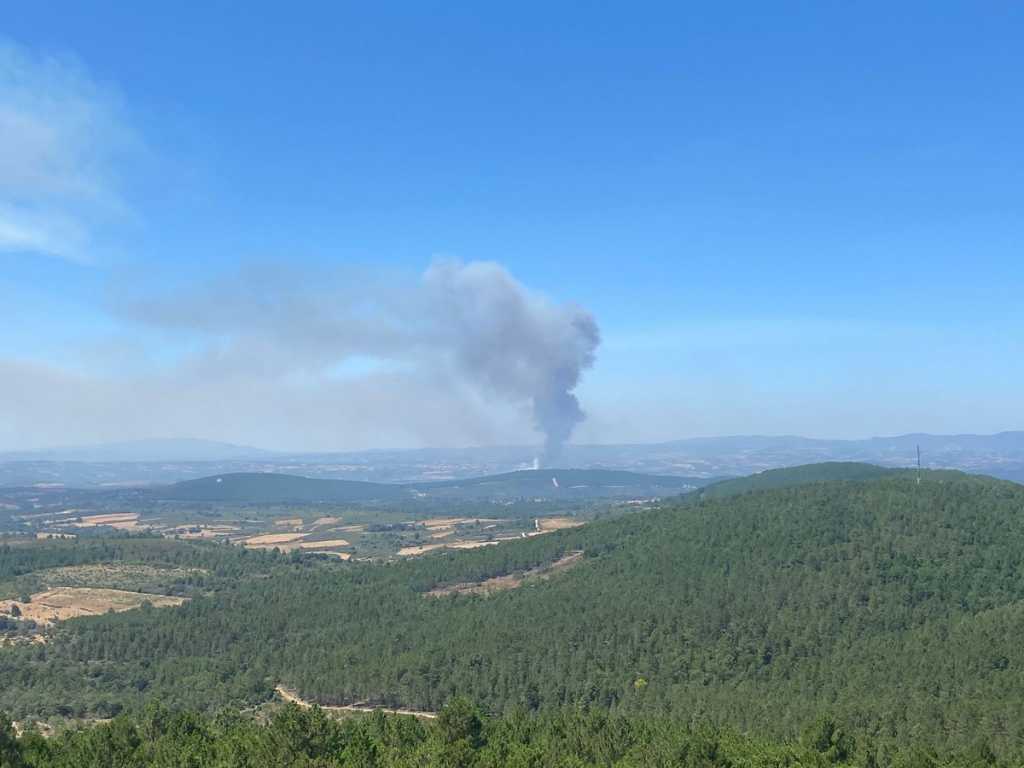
[3,431,1023,486]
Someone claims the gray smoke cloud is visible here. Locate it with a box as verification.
[88,259,600,459]
[421,261,600,465]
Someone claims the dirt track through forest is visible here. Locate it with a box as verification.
[274,686,438,719]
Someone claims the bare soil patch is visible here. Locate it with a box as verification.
[297,538,350,549]
[535,516,584,532]
[4,587,186,626]
[398,540,501,557]
[74,513,143,530]
[244,532,308,547]
[427,551,584,597]
[275,686,436,719]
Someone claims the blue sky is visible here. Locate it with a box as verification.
[1,2,1022,451]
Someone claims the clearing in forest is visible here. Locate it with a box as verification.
[297,538,350,549]
[74,513,143,530]
[534,516,583,532]
[243,532,308,547]
[172,524,241,539]
[397,540,502,556]
[3,587,187,625]
[275,686,436,719]
[427,551,585,597]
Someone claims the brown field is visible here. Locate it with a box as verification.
[535,516,584,532]
[274,517,304,527]
[244,536,351,553]
[397,543,447,556]
[312,516,343,528]
[244,532,308,546]
[75,513,143,530]
[297,538,350,549]
[420,517,503,529]
[337,524,367,533]
[428,551,584,597]
[398,540,501,557]
[4,587,187,626]
[430,529,455,539]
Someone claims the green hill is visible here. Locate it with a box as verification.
[5,467,1024,757]
[159,468,706,503]
[416,468,705,499]
[696,461,896,499]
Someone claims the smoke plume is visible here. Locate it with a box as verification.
[77,259,601,458]
[421,261,599,465]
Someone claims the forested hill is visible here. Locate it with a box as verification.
[416,468,702,499]
[5,469,1024,758]
[696,461,895,499]
[159,468,705,503]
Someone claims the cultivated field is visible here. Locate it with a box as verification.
[243,532,308,547]
[74,513,144,530]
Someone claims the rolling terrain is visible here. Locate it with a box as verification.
[4,431,1024,487]
[3,465,1024,759]
[161,469,703,503]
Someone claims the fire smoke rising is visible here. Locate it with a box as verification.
[102,259,600,458]
[422,261,600,466]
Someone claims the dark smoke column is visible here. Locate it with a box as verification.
[422,261,600,467]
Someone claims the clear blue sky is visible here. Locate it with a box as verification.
[1,2,1022,450]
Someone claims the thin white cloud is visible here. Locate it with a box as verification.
[0,40,135,262]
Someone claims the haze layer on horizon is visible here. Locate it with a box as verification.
[2,4,1022,452]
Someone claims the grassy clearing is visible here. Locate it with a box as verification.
[3,587,186,625]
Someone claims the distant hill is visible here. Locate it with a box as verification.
[4,431,1024,487]
[160,472,408,503]
[416,468,706,499]
[696,461,895,499]
[159,468,707,503]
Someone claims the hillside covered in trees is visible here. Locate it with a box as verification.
[3,467,1024,759]
[0,700,999,768]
